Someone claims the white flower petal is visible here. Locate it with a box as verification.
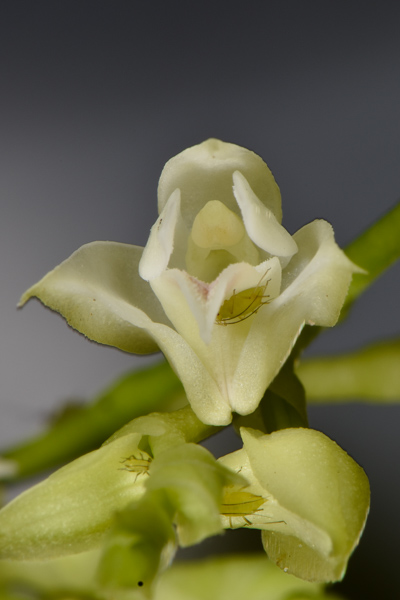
[218,448,331,552]
[19,242,170,354]
[280,219,362,326]
[241,427,370,583]
[233,171,298,259]
[145,260,282,424]
[19,140,360,428]
[139,188,181,280]
[151,259,281,346]
[148,273,255,424]
[219,221,359,416]
[158,139,282,225]
[226,311,305,416]
[139,320,233,425]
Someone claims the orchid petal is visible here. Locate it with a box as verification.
[218,221,359,416]
[280,220,363,325]
[233,171,298,259]
[138,320,233,425]
[151,259,281,346]
[139,189,181,281]
[158,139,282,225]
[146,443,240,546]
[19,242,170,354]
[0,433,146,560]
[241,427,370,583]
[143,261,282,423]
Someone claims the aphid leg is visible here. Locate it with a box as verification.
[118,451,152,482]
[216,268,272,325]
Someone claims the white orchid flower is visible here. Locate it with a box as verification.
[20,139,359,425]
[219,427,370,583]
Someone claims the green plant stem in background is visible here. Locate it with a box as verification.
[343,199,400,311]
[297,338,400,403]
[0,361,185,481]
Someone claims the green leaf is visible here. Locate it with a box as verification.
[296,338,400,403]
[1,360,185,481]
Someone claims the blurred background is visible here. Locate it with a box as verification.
[1,2,400,597]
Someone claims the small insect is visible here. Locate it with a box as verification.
[220,486,286,529]
[215,268,272,326]
[220,488,266,528]
[119,450,152,482]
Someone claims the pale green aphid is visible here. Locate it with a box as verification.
[119,450,152,481]
[220,487,265,527]
[216,269,271,325]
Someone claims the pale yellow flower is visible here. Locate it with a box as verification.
[20,139,359,425]
[219,427,370,583]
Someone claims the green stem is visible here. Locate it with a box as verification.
[1,361,185,481]
[343,199,400,311]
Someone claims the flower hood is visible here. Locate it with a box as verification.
[20,139,360,425]
[218,427,370,583]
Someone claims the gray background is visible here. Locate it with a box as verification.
[1,2,400,597]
